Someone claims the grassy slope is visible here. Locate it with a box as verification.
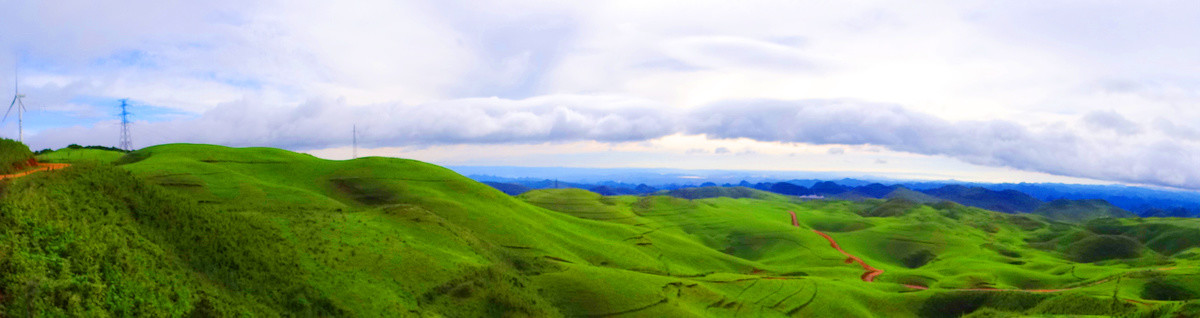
[3,143,1200,317]
[1034,199,1138,223]
[35,148,126,164]
[0,138,33,174]
[654,186,777,200]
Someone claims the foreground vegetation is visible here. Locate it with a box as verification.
[3,143,1200,317]
[0,138,33,174]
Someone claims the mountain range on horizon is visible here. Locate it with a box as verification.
[468,170,1200,219]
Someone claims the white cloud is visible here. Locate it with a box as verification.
[27,95,676,149]
[8,1,1200,190]
[686,99,1200,189]
[1083,110,1142,135]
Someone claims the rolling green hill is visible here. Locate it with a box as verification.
[35,147,126,164]
[657,186,777,200]
[885,187,942,204]
[3,143,1200,317]
[922,185,1044,213]
[1034,199,1137,222]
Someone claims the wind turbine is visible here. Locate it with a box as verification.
[3,67,27,143]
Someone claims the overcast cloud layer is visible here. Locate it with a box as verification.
[4,1,1200,189]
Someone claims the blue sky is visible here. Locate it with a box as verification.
[3,1,1200,189]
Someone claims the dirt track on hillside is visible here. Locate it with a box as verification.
[0,163,70,181]
[788,210,884,282]
[786,210,1180,295]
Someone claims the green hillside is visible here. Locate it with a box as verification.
[1034,199,1137,223]
[657,186,778,200]
[0,138,34,174]
[923,185,1043,213]
[885,187,942,204]
[3,143,1200,317]
[36,147,126,164]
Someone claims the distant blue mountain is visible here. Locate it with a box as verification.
[455,166,1200,217]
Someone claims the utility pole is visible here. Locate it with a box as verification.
[118,99,132,151]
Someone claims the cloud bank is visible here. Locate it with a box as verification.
[8,1,1200,190]
[28,97,1200,189]
[687,100,1198,189]
[30,95,676,149]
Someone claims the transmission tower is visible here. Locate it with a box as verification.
[118,99,132,151]
[4,66,28,143]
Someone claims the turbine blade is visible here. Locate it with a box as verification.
[3,97,15,122]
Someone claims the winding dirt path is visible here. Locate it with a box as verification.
[789,210,884,282]
[0,163,70,181]
[785,210,1178,293]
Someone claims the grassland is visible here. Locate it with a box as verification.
[3,143,1200,317]
[35,147,126,164]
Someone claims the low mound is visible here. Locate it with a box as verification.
[919,291,1047,318]
[1142,277,1200,301]
[35,146,126,164]
[519,188,640,223]
[1084,218,1200,256]
[1068,234,1143,262]
[0,138,34,174]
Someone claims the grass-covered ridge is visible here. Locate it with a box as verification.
[0,138,33,174]
[35,146,126,164]
[4,143,1200,317]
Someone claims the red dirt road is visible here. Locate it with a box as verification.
[789,210,885,282]
[786,210,1183,295]
[0,163,70,181]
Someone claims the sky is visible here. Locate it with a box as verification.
[2,1,1200,189]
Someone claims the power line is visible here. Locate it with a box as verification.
[119,99,132,151]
